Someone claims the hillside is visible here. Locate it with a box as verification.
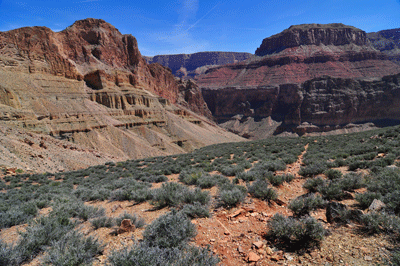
[2,125,400,265]
[0,19,244,172]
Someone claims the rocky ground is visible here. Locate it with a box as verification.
[0,143,394,266]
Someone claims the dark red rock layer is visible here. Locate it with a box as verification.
[0,18,180,104]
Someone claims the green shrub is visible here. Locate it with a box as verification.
[289,194,326,216]
[181,203,210,219]
[17,214,75,263]
[143,210,196,249]
[107,244,219,266]
[267,214,325,250]
[299,161,328,177]
[219,165,244,176]
[217,183,247,208]
[303,177,326,193]
[355,192,382,209]
[43,231,103,266]
[151,182,210,209]
[179,169,203,185]
[247,179,277,201]
[324,169,343,180]
[91,216,115,229]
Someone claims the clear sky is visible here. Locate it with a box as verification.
[0,0,400,56]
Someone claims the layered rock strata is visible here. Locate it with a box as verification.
[0,19,243,171]
[203,74,400,137]
[197,24,400,138]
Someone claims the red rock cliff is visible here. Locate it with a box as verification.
[0,18,179,103]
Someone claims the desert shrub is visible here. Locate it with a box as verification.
[324,169,343,180]
[383,190,400,214]
[219,165,244,176]
[131,187,153,203]
[268,175,285,186]
[289,194,326,217]
[0,204,36,229]
[182,188,211,206]
[43,231,103,266]
[52,199,105,221]
[355,192,382,209]
[267,214,325,250]
[142,210,196,249]
[339,173,365,192]
[179,169,203,185]
[247,179,277,201]
[151,182,210,209]
[17,214,75,263]
[151,182,187,208]
[0,239,19,266]
[303,177,326,193]
[217,183,247,208]
[196,174,217,188]
[180,202,210,219]
[318,181,345,200]
[107,244,219,266]
[360,212,400,235]
[115,212,145,229]
[91,216,115,229]
[299,161,328,177]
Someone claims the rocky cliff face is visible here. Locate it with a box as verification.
[145,52,253,79]
[0,19,243,172]
[197,24,400,138]
[368,28,400,65]
[203,74,400,138]
[255,24,367,56]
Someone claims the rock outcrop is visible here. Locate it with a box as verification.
[255,24,367,56]
[368,28,400,65]
[0,19,244,172]
[197,24,400,138]
[203,74,400,137]
[144,52,252,79]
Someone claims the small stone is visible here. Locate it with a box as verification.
[210,239,216,242]
[265,246,273,255]
[253,241,264,249]
[270,253,283,261]
[247,251,261,262]
[237,246,245,254]
[224,231,230,235]
[284,254,294,261]
[364,256,373,261]
[117,219,135,234]
[369,199,386,212]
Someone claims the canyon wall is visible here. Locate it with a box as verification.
[0,19,243,172]
[145,52,253,79]
[197,24,400,138]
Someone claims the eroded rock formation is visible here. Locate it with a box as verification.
[0,19,243,172]
[197,24,400,138]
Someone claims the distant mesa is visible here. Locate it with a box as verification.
[144,52,253,79]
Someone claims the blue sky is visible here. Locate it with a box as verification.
[0,0,400,56]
